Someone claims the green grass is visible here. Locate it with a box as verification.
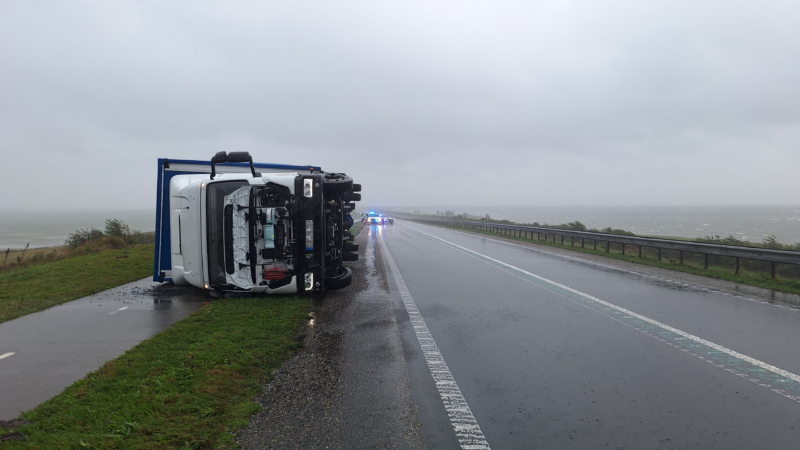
[432,223,800,297]
[349,217,364,237]
[0,244,155,324]
[0,296,311,449]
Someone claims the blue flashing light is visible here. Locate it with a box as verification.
[369,211,375,214]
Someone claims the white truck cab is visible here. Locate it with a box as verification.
[154,152,361,295]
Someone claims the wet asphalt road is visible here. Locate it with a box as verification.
[0,279,207,420]
[380,221,800,449]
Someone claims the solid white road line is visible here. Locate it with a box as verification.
[403,223,800,403]
[0,352,15,360]
[117,307,129,311]
[378,232,492,450]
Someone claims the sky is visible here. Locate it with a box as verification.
[1,0,799,211]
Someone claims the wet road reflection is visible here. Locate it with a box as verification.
[0,278,207,420]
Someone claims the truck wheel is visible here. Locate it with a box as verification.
[343,242,359,252]
[342,252,358,261]
[323,173,353,194]
[325,266,352,290]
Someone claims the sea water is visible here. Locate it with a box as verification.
[395,206,800,245]
[0,210,154,249]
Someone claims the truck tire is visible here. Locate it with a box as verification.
[323,173,353,194]
[352,183,361,192]
[325,266,352,290]
[343,242,359,252]
[342,252,358,261]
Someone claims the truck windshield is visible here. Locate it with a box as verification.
[207,180,248,286]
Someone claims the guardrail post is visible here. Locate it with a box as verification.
[593,240,597,250]
[581,238,585,248]
[622,244,625,256]
[735,257,740,274]
[679,251,684,265]
[606,241,610,252]
[639,245,642,258]
[658,248,662,261]
[704,254,709,269]
[561,235,564,245]
[570,236,574,246]
[772,262,776,278]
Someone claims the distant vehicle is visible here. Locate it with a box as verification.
[366,211,385,224]
[153,152,361,295]
[386,217,394,224]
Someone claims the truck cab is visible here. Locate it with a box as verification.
[154,152,360,295]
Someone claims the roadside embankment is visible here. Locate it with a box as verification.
[0,296,312,448]
[0,244,155,324]
[421,220,800,299]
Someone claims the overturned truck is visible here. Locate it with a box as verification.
[153,152,360,295]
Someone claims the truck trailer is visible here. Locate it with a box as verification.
[153,152,360,295]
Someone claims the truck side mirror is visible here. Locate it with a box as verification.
[226,152,261,178]
[210,151,228,180]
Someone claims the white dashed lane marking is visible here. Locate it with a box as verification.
[107,306,130,316]
[378,231,492,450]
[0,352,15,360]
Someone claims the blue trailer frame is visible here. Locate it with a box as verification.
[153,158,322,282]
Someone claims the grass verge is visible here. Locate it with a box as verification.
[0,244,155,324]
[0,296,311,449]
[429,222,800,297]
[349,216,365,237]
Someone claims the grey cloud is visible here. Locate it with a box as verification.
[1,0,798,210]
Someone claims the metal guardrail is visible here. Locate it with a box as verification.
[411,219,800,278]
